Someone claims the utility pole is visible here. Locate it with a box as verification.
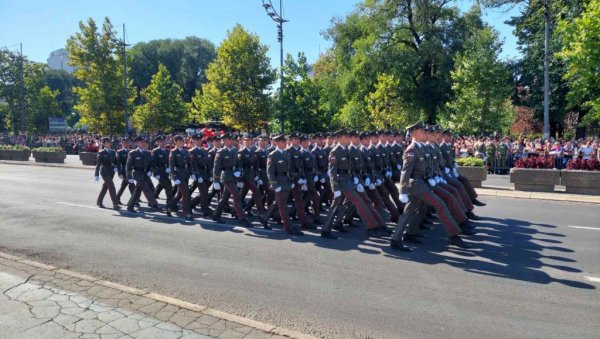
[543,0,551,139]
[122,24,129,136]
[262,0,289,134]
[18,43,25,133]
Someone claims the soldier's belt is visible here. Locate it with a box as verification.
[338,170,351,174]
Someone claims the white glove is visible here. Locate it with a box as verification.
[257,179,263,185]
[334,191,342,198]
[128,179,135,184]
[191,174,196,180]
[441,178,447,184]
[357,184,365,193]
[174,179,181,185]
[386,171,392,177]
[118,175,123,180]
[147,171,152,177]
[254,176,259,182]
[364,177,371,186]
[297,179,304,184]
[94,176,99,181]
[399,194,409,203]
[197,177,204,183]
[113,167,119,173]
[314,175,318,182]
[165,168,171,174]
[301,184,308,191]
[453,168,459,177]
[445,167,450,174]
[233,171,241,178]
[454,162,458,168]
[353,177,359,185]
[435,176,441,184]
[213,182,221,190]
[376,179,382,186]
[275,186,282,193]
[396,164,401,170]
[155,175,160,180]
[320,177,326,184]
[291,183,295,189]
[428,178,436,187]
[209,177,213,182]
[237,182,244,189]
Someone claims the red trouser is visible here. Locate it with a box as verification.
[172,181,191,216]
[433,185,467,224]
[214,182,247,220]
[304,180,321,220]
[127,176,157,209]
[376,185,400,221]
[446,177,474,211]
[358,191,385,228]
[366,185,386,212]
[458,175,478,200]
[384,176,404,212]
[240,179,266,214]
[263,189,296,231]
[291,185,310,224]
[438,182,467,212]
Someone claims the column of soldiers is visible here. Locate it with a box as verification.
[94,124,486,251]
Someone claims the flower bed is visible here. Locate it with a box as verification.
[457,157,486,188]
[562,159,600,194]
[510,168,561,192]
[0,145,31,161]
[32,147,66,164]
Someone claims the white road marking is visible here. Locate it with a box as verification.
[584,276,600,283]
[568,225,600,231]
[55,202,275,233]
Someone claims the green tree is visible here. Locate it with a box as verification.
[193,24,275,131]
[128,37,216,102]
[28,86,62,133]
[557,0,600,124]
[443,26,513,135]
[133,64,187,132]
[279,53,332,133]
[365,73,423,130]
[66,17,135,135]
[41,69,82,116]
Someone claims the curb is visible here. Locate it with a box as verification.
[475,188,600,204]
[0,251,318,339]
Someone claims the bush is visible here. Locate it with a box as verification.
[566,158,600,171]
[0,145,30,151]
[32,147,64,153]
[514,156,555,169]
[457,157,484,167]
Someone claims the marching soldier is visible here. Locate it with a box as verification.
[237,134,266,218]
[263,134,301,235]
[321,129,382,239]
[116,138,135,204]
[168,135,193,220]
[211,133,251,228]
[151,135,173,208]
[189,134,212,217]
[286,132,314,229]
[300,134,322,224]
[391,122,470,250]
[126,136,159,213]
[95,137,120,210]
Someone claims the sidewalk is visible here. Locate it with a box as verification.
[0,252,313,339]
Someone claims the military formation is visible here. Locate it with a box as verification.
[94,123,487,251]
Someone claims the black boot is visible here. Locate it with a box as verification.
[450,235,471,248]
[466,211,481,220]
[472,199,486,207]
[404,234,423,244]
[390,240,412,252]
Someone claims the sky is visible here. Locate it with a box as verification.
[0,0,524,68]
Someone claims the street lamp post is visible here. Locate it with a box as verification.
[543,0,550,139]
[262,0,289,134]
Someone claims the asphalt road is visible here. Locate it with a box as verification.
[0,164,599,339]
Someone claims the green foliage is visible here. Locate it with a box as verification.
[66,17,135,135]
[365,73,424,130]
[41,69,82,116]
[28,86,62,133]
[133,64,187,132]
[128,37,216,102]
[32,147,64,153]
[457,157,485,167]
[557,0,600,124]
[0,145,30,151]
[279,53,333,133]
[192,24,276,130]
[442,26,513,135]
